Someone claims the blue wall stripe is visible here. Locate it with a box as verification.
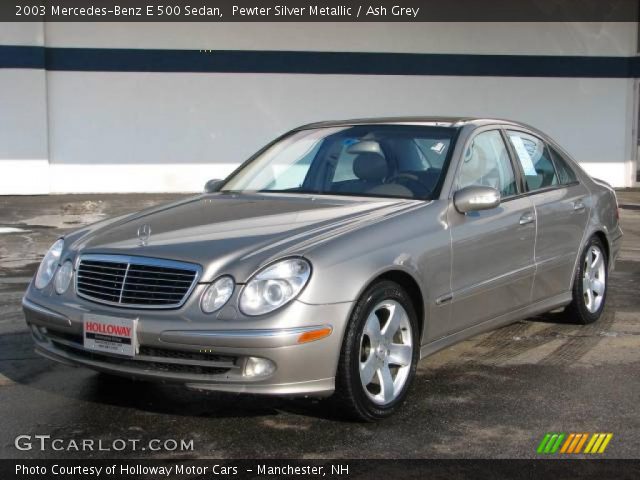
[0,45,45,69]
[1,45,638,78]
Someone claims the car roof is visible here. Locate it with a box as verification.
[297,116,528,130]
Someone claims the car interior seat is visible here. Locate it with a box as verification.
[333,152,390,194]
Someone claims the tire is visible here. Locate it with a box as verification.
[563,236,608,325]
[331,280,420,421]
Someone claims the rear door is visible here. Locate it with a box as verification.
[505,130,590,302]
[446,129,536,335]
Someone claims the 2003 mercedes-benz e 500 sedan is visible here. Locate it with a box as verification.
[24,117,622,420]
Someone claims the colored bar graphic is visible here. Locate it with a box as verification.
[538,433,566,454]
[574,433,589,453]
[598,434,613,453]
[567,434,583,453]
[544,434,559,454]
[538,433,613,455]
[584,433,599,453]
[591,434,606,453]
[537,434,552,454]
[584,433,614,454]
[560,433,575,453]
[550,433,565,453]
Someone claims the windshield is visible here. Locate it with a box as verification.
[221,125,457,199]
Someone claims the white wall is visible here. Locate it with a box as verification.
[44,72,634,192]
[45,22,637,55]
[0,22,637,194]
[0,22,49,194]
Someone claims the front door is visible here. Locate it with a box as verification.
[446,129,536,336]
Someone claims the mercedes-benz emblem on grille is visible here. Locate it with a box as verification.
[137,224,151,246]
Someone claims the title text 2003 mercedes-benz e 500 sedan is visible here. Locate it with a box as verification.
[23,117,622,420]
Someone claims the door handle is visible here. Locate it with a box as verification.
[519,212,535,225]
[573,199,586,212]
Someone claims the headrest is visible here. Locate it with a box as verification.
[353,153,389,182]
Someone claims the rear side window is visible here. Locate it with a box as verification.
[549,146,578,185]
[506,131,558,191]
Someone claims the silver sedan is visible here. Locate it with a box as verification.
[23,117,622,420]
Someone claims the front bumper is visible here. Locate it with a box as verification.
[23,289,353,397]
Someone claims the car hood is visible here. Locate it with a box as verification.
[67,192,421,282]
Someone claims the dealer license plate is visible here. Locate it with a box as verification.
[83,314,138,357]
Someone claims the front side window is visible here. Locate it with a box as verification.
[507,131,558,191]
[456,130,517,198]
[221,125,456,199]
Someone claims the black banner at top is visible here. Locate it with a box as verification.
[3,0,640,22]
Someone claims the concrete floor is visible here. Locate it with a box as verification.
[0,192,638,459]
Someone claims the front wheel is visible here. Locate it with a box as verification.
[563,236,608,324]
[331,281,420,421]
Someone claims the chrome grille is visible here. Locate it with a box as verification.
[76,254,200,309]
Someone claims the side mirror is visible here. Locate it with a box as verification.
[453,186,501,214]
[204,179,224,193]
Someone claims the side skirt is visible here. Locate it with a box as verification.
[419,292,572,359]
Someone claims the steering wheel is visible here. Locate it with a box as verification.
[385,173,431,197]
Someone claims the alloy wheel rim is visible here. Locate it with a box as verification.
[583,245,606,314]
[359,300,413,405]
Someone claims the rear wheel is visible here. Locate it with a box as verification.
[332,281,419,421]
[563,236,608,324]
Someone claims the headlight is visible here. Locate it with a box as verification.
[239,258,311,316]
[54,261,73,294]
[201,276,234,313]
[34,239,64,289]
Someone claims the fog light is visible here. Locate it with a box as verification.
[30,324,48,343]
[54,261,73,294]
[243,357,276,378]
